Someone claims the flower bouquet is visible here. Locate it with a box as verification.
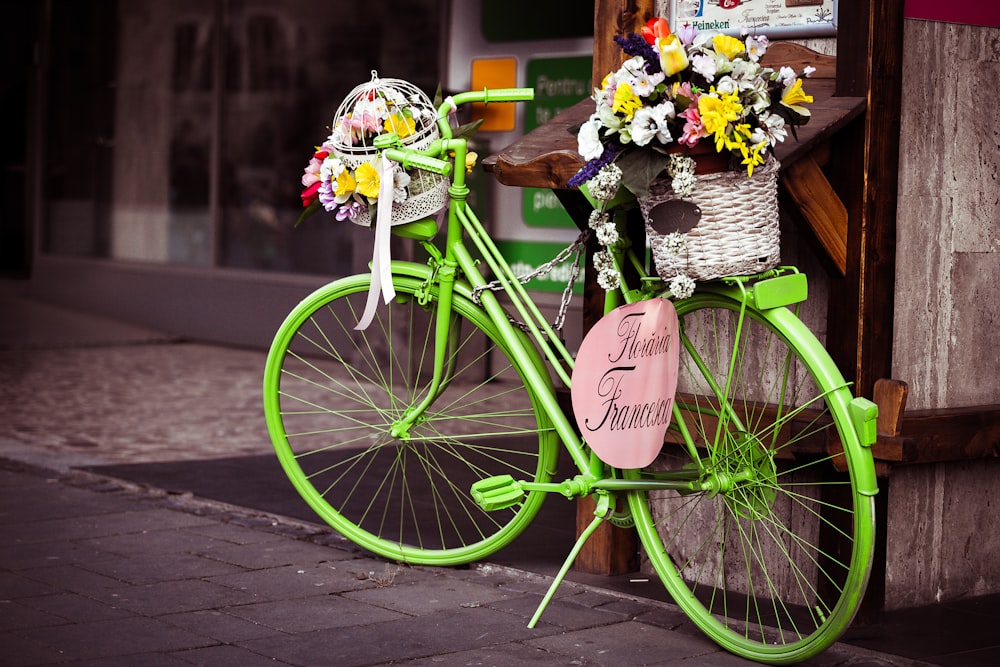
[570,19,814,295]
[298,73,449,229]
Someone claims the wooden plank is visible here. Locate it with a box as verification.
[781,155,849,275]
[901,405,1000,464]
[760,41,837,79]
[874,378,908,437]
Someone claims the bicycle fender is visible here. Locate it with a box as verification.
[750,301,880,498]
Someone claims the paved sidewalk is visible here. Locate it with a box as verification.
[1,458,922,667]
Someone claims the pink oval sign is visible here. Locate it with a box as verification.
[571,299,679,469]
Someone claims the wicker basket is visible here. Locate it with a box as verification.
[641,158,781,281]
[328,74,448,227]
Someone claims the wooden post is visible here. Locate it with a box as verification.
[828,0,905,398]
[572,0,655,576]
[828,0,906,619]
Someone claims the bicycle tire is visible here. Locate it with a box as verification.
[263,271,560,565]
[627,291,876,664]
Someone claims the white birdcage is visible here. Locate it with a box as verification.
[327,72,449,227]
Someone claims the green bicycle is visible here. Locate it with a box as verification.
[262,88,878,664]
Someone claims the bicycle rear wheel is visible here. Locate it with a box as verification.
[263,272,559,565]
[628,292,876,664]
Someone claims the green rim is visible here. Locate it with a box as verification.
[263,273,559,565]
[627,292,876,663]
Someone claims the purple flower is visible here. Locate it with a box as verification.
[614,34,660,74]
[567,141,621,188]
[336,201,363,221]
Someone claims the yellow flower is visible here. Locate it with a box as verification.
[657,34,689,77]
[741,142,766,177]
[612,81,642,120]
[697,91,742,137]
[712,34,745,60]
[355,161,380,200]
[334,169,356,200]
[449,150,479,173]
[781,78,813,116]
[383,112,417,139]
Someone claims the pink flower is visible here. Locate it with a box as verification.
[676,23,698,47]
[301,149,329,187]
[678,106,705,147]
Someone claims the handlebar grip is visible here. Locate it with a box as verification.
[480,87,535,103]
[383,148,453,177]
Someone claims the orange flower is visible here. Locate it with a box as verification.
[641,17,671,45]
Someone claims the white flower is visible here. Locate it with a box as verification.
[392,169,411,202]
[758,110,788,146]
[745,35,768,62]
[667,154,697,196]
[596,222,618,246]
[662,232,687,256]
[587,163,622,202]
[631,102,675,147]
[594,250,621,290]
[577,117,604,161]
[595,103,624,135]
[691,53,717,82]
[319,156,346,181]
[588,209,609,229]
[627,67,665,97]
[671,171,696,198]
[777,66,797,87]
[669,274,696,299]
[714,75,738,96]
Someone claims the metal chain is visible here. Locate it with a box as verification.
[472,229,591,333]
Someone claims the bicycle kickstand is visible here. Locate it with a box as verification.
[527,492,613,629]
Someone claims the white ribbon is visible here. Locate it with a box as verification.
[355,153,398,330]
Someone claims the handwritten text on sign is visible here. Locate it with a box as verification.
[571,299,680,469]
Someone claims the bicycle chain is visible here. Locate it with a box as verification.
[471,229,591,334]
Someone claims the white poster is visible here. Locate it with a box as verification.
[671,0,837,38]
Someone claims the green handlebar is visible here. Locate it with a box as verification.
[448,87,535,107]
[383,148,452,176]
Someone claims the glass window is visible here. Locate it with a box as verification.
[43,0,443,276]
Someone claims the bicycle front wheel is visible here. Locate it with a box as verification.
[628,291,876,664]
[263,272,560,565]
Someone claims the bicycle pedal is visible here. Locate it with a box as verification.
[470,475,525,511]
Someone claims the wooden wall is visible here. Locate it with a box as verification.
[892,19,1000,411]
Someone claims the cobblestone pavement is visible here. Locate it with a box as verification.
[1,342,274,470]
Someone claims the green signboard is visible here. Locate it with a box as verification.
[494,240,584,295]
[522,55,592,229]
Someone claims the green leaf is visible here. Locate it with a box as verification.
[452,118,485,141]
[616,149,670,200]
[294,199,322,228]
